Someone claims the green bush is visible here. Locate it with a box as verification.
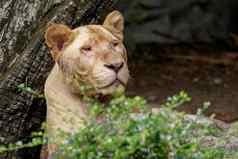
[1,91,234,158]
[52,92,225,159]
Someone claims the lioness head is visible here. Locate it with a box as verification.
[45,11,129,96]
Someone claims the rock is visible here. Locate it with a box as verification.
[116,0,235,45]
[214,78,223,85]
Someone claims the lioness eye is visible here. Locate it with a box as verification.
[81,46,92,52]
[112,41,119,47]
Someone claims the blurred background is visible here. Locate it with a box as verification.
[113,0,238,122]
[116,0,237,51]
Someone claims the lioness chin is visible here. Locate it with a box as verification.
[44,10,129,157]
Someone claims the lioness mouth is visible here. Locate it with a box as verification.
[99,78,125,89]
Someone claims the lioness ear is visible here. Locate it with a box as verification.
[45,23,74,60]
[103,10,124,40]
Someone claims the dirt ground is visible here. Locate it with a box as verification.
[126,53,238,123]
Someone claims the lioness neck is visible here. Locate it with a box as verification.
[44,64,87,142]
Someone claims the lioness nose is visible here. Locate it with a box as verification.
[104,62,124,73]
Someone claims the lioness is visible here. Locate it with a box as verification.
[44,11,129,156]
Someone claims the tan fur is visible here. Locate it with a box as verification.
[44,11,129,157]
[45,24,75,60]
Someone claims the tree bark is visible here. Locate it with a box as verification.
[0,0,114,158]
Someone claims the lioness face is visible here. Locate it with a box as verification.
[45,11,129,95]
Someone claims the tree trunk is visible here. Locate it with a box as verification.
[0,0,114,158]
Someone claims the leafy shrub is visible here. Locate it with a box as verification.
[2,91,234,158]
[52,92,225,159]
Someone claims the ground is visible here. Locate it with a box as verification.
[126,49,238,123]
